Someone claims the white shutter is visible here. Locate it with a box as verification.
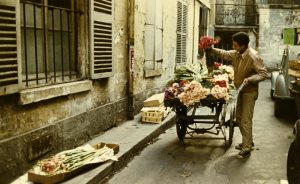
[155,0,162,61]
[0,0,21,96]
[145,0,163,68]
[176,1,187,63]
[182,3,187,62]
[145,0,155,63]
[90,0,113,79]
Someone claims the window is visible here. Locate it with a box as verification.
[144,0,163,77]
[198,4,208,58]
[176,0,187,64]
[0,0,21,96]
[259,0,300,4]
[0,0,114,97]
[20,0,80,87]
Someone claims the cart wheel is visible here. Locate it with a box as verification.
[229,105,236,143]
[176,121,187,141]
[226,105,235,146]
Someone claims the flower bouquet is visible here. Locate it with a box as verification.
[199,36,219,73]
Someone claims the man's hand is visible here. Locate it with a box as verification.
[205,46,212,51]
[243,78,249,85]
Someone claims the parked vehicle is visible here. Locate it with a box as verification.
[270,46,300,117]
[287,119,300,184]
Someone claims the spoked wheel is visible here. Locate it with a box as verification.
[175,106,188,142]
[225,104,235,146]
[228,105,235,144]
[176,120,187,141]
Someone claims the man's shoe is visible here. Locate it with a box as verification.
[236,150,251,159]
[235,142,255,150]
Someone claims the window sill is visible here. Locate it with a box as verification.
[19,80,92,105]
[144,69,162,78]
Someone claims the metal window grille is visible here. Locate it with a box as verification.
[215,0,257,26]
[20,0,81,87]
[261,0,300,5]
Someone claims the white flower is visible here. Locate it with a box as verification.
[211,85,229,101]
[177,81,210,107]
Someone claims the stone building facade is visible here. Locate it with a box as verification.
[2,0,299,182]
[258,5,300,69]
[0,0,210,182]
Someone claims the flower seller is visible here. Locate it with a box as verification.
[207,32,268,159]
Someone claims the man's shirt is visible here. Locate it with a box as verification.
[212,47,268,92]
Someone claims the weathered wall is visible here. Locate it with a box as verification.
[259,8,300,70]
[1,0,211,182]
[132,0,201,113]
[0,0,130,183]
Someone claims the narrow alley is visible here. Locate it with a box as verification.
[106,80,296,184]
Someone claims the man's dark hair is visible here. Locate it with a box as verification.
[232,32,249,46]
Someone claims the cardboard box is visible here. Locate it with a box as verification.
[143,93,164,107]
[27,143,119,184]
[141,106,171,123]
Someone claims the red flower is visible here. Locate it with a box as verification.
[199,36,218,49]
[214,62,222,69]
[215,80,227,88]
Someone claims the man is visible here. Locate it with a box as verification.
[210,32,268,158]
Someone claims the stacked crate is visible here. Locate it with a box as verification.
[141,93,171,123]
[288,60,300,78]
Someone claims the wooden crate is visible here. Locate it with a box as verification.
[27,143,119,184]
[141,106,170,123]
[289,68,300,78]
[289,60,300,71]
[143,93,164,107]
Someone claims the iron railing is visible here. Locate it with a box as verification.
[21,0,81,87]
[215,4,258,26]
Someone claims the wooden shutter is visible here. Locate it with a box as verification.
[176,1,187,63]
[155,0,163,62]
[90,0,113,79]
[144,0,155,64]
[0,0,21,96]
[144,0,163,73]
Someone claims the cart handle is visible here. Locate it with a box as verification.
[232,82,246,98]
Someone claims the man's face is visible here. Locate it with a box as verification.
[232,41,246,54]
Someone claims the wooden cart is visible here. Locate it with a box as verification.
[165,95,237,146]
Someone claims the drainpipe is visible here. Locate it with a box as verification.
[252,28,259,50]
[127,0,135,119]
[192,0,196,63]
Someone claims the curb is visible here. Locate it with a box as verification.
[63,112,176,184]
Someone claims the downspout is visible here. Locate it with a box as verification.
[192,0,196,63]
[127,0,135,119]
[253,28,259,50]
[253,1,259,50]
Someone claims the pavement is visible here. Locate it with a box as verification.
[12,111,176,184]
